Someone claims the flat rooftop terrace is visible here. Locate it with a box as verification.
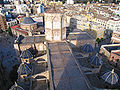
[48,42,92,90]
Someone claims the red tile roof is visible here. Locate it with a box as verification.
[11,25,28,34]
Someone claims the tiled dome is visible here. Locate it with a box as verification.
[88,53,103,67]
[101,69,119,85]
[20,50,33,59]
[10,82,24,90]
[17,63,32,75]
[21,17,36,24]
[82,43,94,53]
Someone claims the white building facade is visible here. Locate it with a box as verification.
[67,0,74,4]
[7,19,18,27]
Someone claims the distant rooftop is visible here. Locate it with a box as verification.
[105,46,120,52]
[45,7,64,13]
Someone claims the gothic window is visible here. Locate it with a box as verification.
[53,17,60,29]
[53,21,60,29]
[46,21,52,29]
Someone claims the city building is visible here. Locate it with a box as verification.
[100,44,120,69]
[67,0,74,4]
[73,15,105,39]
[106,17,120,31]
[11,25,28,37]
[7,19,18,27]
[37,3,45,14]
[93,14,109,29]
[16,4,28,14]
[73,15,90,30]
[48,1,63,6]
[11,11,42,37]
[34,0,48,5]
[89,22,105,39]
[20,11,37,32]
[0,14,8,30]
[14,0,21,5]
[111,29,120,43]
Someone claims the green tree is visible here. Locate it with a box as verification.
[8,27,13,36]
[101,38,104,41]
[62,0,66,4]
[96,38,100,43]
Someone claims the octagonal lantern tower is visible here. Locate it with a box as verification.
[44,7,66,41]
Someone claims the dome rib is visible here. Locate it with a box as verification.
[17,63,32,75]
[82,43,94,53]
[89,53,103,67]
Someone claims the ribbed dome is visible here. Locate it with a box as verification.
[89,53,103,67]
[21,17,36,24]
[17,63,32,75]
[20,50,33,59]
[101,69,119,85]
[10,82,24,90]
[82,43,94,53]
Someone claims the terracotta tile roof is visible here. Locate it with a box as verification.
[93,14,110,21]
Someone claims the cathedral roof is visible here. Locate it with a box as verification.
[21,17,36,24]
[17,63,32,75]
[101,69,119,85]
[88,53,103,67]
[82,43,94,53]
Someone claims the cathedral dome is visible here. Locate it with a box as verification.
[20,49,33,59]
[82,43,94,53]
[17,63,32,75]
[88,53,103,67]
[20,10,37,31]
[101,69,119,85]
[21,17,36,25]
